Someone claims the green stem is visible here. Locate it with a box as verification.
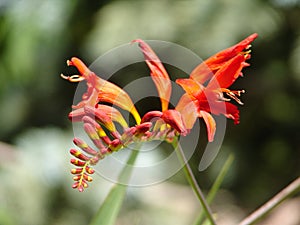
[193,154,234,225]
[172,141,216,225]
[238,176,300,225]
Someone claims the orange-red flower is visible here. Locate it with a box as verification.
[176,33,258,142]
[132,39,172,112]
[61,57,141,125]
[134,39,187,136]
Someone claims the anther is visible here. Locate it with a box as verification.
[225,90,245,105]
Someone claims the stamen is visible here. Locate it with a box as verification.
[225,90,245,105]
[232,90,245,96]
[60,74,85,82]
[215,91,231,102]
[60,73,69,80]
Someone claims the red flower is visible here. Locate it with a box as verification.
[134,39,187,136]
[132,39,172,112]
[176,33,258,142]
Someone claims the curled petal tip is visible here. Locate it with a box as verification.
[67,57,92,78]
[239,33,258,48]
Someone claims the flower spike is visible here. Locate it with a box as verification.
[62,34,257,191]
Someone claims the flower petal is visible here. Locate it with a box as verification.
[189,61,214,85]
[175,93,198,130]
[204,33,258,71]
[176,78,204,99]
[199,110,216,142]
[67,57,94,79]
[91,76,141,124]
[133,39,171,111]
[207,54,246,89]
[96,104,128,128]
[190,33,258,84]
[84,106,116,133]
[72,88,99,110]
[161,109,187,136]
[224,102,240,124]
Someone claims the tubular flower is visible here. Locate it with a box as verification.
[61,57,141,124]
[132,39,171,112]
[133,39,188,137]
[176,33,258,142]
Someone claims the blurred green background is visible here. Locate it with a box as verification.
[0,0,299,225]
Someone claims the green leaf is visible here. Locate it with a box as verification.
[89,184,127,225]
[89,144,140,225]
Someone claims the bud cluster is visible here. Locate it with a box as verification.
[68,105,185,191]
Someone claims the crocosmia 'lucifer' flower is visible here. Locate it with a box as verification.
[176,33,258,142]
[132,39,172,112]
[61,57,141,124]
[133,39,187,136]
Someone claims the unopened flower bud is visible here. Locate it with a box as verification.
[84,106,116,132]
[68,108,85,122]
[141,111,163,123]
[135,122,152,134]
[70,158,86,167]
[73,138,98,155]
[71,168,83,174]
[109,139,122,151]
[70,149,90,161]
